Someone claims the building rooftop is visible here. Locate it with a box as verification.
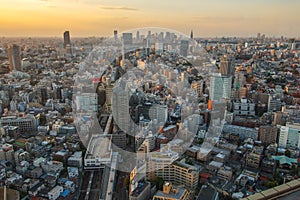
[0,187,20,200]
[272,155,298,166]
[85,135,112,160]
[131,180,149,197]
[154,186,186,199]
[197,185,217,200]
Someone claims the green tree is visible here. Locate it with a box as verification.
[285,150,291,157]
[153,176,164,190]
[123,177,130,190]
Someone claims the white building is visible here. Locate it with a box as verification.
[233,98,255,116]
[147,145,179,180]
[67,151,83,168]
[279,123,300,149]
[84,135,112,169]
[48,185,63,200]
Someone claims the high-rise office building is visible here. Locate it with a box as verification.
[147,31,151,39]
[7,44,21,71]
[112,87,130,134]
[63,31,71,47]
[279,123,300,149]
[136,30,140,40]
[114,30,118,40]
[219,55,235,76]
[209,74,232,101]
[180,40,189,57]
[122,32,133,46]
[190,30,193,39]
[259,125,278,145]
[40,86,48,104]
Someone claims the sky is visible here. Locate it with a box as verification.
[0,0,300,37]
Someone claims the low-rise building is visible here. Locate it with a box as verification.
[153,182,190,200]
[259,125,278,145]
[84,135,112,169]
[217,168,233,181]
[67,151,82,168]
[233,98,255,116]
[245,146,264,169]
[48,185,63,200]
[129,180,151,200]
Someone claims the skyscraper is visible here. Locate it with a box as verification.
[7,44,21,71]
[279,123,300,149]
[112,87,130,134]
[114,30,118,40]
[122,32,133,46]
[180,40,189,57]
[63,31,71,47]
[136,30,140,40]
[190,30,193,39]
[259,125,278,145]
[219,55,235,76]
[209,74,232,101]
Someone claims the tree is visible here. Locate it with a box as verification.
[285,149,291,157]
[264,180,278,188]
[153,176,164,190]
[123,177,130,190]
[219,193,236,200]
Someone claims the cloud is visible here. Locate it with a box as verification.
[100,6,138,11]
[46,5,57,8]
[39,0,51,2]
[191,16,252,23]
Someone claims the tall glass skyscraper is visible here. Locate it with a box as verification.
[209,74,232,101]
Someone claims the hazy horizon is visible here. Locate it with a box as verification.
[1,0,300,38]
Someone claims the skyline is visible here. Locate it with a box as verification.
[1,0,300,37]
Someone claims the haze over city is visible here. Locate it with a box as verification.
[2,1,300,200]
[1,0,300,37]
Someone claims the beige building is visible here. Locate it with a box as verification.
[217,168,233,181]
[148,156,199,190]
[245,146,264,169]
[0,187,20,200]
[153,183,190,200]
[259,125,278,145]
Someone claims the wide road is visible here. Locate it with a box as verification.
[115,171,129,200]
[89,169,103,200]
[78,169,104,200]
[79,171,91,200]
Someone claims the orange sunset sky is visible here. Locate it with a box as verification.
[0,0,299,37]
